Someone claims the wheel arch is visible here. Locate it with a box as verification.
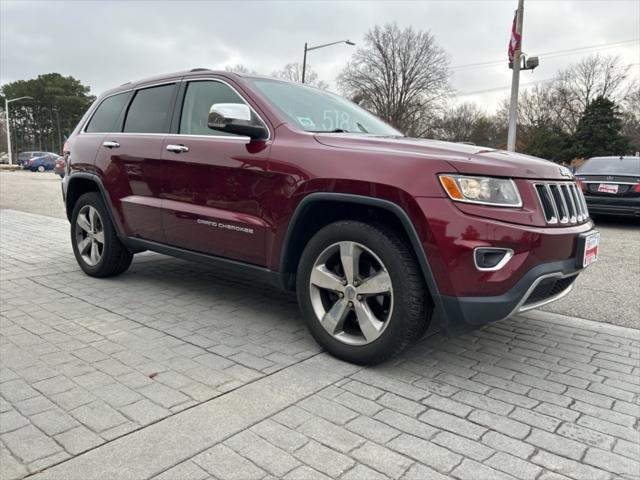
[279,193,442,301]
[65,173,123,235]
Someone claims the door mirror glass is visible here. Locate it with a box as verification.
[208,103,268,140]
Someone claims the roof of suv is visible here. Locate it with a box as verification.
[104,69,291,97]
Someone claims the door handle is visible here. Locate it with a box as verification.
[166,144,189,153]
[102,141,120,149]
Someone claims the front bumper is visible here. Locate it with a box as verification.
[412,197,595,334]
[439,259,580,334]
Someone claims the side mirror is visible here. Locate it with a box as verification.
[208,103,268,140]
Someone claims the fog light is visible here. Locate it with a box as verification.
[474,248,514,271]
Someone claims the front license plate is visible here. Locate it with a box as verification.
[579,232,600,268]
[597,183,618,194]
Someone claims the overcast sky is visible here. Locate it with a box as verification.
[1,0,638,111]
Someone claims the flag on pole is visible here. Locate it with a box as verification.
[508,10,521,62]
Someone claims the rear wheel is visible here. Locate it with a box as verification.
[71,192,133,277]
[37,165,45,172]
[297,220,431,365]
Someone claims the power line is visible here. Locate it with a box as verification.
[457,62,640,96]
[451,38,639,71]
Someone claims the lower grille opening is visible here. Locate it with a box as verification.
[523,275,578,306]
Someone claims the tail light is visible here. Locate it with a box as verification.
[633,183,640,193]
[576,180,586,192]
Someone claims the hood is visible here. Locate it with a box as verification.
[313,134,572,180]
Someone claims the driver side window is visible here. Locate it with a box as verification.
[180,81,253,136]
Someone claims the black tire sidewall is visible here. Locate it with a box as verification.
[70,192,130,277]
[297,221,427,365]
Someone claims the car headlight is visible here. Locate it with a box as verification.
[439,174,522,207]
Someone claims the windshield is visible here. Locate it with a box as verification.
[578,157,640,176]
[249,78,402,136]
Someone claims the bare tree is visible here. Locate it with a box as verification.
[553,54,633,131]
[224,64,258,75]
[338,23,451,137]
[271,62,328,89]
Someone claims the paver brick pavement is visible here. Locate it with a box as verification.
[1,209,639,480]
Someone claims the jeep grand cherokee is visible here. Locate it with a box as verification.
[61,69,599,364]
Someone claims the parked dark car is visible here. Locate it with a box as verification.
[18,151,59,167]
[61,69,599,364]
[26,155,59,172]
[576,156,640,218]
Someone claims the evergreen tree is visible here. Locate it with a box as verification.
[571,96,631,158]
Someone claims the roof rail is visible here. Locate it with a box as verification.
[190,68,211,72]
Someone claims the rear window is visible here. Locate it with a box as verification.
[578,157,640,176]
[85,93,129,133]
[123,84,176,134]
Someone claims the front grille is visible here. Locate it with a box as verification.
[523,274,578,306]
[534,182,589,224]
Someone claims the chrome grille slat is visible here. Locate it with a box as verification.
[534,181,590,226]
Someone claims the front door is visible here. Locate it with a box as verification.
[161,79,273,266]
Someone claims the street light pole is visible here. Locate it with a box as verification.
[507,0,524,152]
[4,96,33,165]
[301,40,355,84]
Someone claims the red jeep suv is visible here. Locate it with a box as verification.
[62,69,599,364]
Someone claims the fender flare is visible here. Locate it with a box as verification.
[280,192,448,325]
[65,172,123,235]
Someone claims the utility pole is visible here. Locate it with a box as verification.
[302,42,308,84]
[507,0,524,152]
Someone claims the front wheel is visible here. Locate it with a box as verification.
[70,192,133,277]
[37,165,45,172]
[297,221,431,365]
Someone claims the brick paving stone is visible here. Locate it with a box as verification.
[54,425,103,455]
[299,416,364,453]
[419,409,487,440]
[250,419,308,452]
[432,431,494,462]
[70,401,127,433]
[583,447,640,478]
[345,416,400,444]
[468,409,531,439]
[193,444,265,480]
[388,434,461,473]
[152,460,210,480]
[351,441,413,479]
[481,431,536,459]
[284,465,331,480]
[485,452,542,480]
[293,440,355,478]
[451,458,515,480]
[341,464,387,480]
[30,409,79,436]
[0,410,29,434]
[532,451,610,480]
[225,430,300,477]
[1,425,63,464]
[119,399,170,425]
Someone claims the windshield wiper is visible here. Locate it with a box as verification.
[309,128,349,133]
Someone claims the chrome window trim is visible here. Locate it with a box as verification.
[177,77,271,141]
[473,247,514,272]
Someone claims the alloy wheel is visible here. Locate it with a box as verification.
[75,205,105,266]
[309,241,393,345]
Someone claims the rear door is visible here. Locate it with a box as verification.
[160,78,273,265]
[94,82,179,241]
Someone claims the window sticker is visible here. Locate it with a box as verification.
[297,117,315,128]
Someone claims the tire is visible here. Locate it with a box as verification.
[70,192,133,277]
[37,165,45,172]
[297,220,431,365]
